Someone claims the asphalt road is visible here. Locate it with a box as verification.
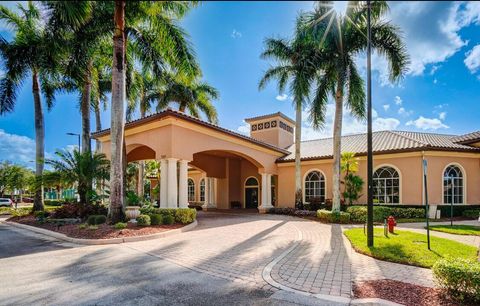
[0,221,303,306]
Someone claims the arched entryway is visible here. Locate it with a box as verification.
[244,177,259,208]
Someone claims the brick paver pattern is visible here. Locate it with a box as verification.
[127,212,434,298]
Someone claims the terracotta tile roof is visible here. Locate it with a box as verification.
[278,130,480,162]
[451,131,480,144]
[91,109,290,154]
[244,112,295,125]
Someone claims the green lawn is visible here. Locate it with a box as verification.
[428,224,480,236]
[344,228,478,268]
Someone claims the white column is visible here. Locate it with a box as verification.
[210,178,216,208]
[160,159,168,208]
[167,158,178,208]
[203,176,209,206]
[261,173,268,207]
[178,160,189,208]
[267,174,272,207]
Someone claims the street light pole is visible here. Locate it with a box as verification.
[66,132,81,152]
[366,0,374,247]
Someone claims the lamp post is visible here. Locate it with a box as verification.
[66,132,81,152]
[366,0,374,247]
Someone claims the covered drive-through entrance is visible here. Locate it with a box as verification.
[92,109,287,212]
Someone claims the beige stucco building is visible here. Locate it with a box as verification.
[92,109,480,211]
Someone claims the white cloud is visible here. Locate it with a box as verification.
[383,104,390,111]
[237,121,250,135]
[231,29,242,39]
[363,2,480,86]
[406,116,449,130]
[394,96,402,106]
[275,94,288,101]
[433,78,438,84]
[398,107,406,115]
[397,107,413,117]
[439,112,447,120]
[0,129,36,165]
[464,44,480,74]
[301,104,399,141]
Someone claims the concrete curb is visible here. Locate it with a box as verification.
[2,219,197,245]
[262,223,404,306]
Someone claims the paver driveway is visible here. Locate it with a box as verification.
[0,212,434,305]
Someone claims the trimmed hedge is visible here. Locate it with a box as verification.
[346,206,425,223]
[462,209,480,218]
[433,258,480,303]
[149,214,163,225]
[136,214,151,226]
[175,208,197,224]
[317,209,350,224]
[44,199,64,206]
[437,205,480,217]
[114,222,127,229]
[86,214,107,225]
[162,214,175,225]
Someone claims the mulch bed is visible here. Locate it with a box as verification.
[9,215,184,240]
[353,279,475,306]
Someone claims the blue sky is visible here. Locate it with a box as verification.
[1,1,480,166]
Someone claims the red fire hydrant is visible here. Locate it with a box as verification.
[387,216,396,233]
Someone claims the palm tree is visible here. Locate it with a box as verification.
[0,2,65,211]
[259,37,326,209]
[46,150,110,205]
[298,1,409,212]
[156,75,219,124]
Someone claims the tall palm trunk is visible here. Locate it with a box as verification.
[294,103,302,209]
[109,0,126,223]
[32,69,45,212]
[137,103,146,198]
[94,101,102,152]
[81,60,93,154]
[332,83,344,212]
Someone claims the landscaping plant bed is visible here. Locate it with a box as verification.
[353,279,474,306]
[9,215,184,239]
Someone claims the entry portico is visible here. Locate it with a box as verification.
[92,109,288,212]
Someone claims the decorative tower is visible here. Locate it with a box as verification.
[244,112,295,149]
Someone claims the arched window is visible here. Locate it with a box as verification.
[443,165,464,204]
[304,171,325,203]
[200,178,205,202]
[373,166,400,204]
[245,177,259,186]
[188,179,195,202]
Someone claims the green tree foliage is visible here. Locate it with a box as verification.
[46,150,110,205]
[297,1,409,212]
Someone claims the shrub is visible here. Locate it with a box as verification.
[126,191,141,206]
[175,208,197,224]
[149,214,163,225]
[78,223,87,229]
[114,222,127,229]
[373,206,392,222]
[136,214,151,226]
[162,214,175,225]
[317,209,350,224]
[52,203,79,218]
[34,211,48,219]
[140,203,155,215]
[346,206,367,222]
[51,203,107,219]
[154,208,177,217]
[87,215,97,225]
[268,207,296,215]
[44,199,64,206]
[390,207,425,219]
[462,209,480,218]
[437,205,480,217]
[95,215,106,225]
[433,258,480,303]
[306,197,324,211]
[293,210,317,217]
[11,208,32,217]
[86,215,106,225]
